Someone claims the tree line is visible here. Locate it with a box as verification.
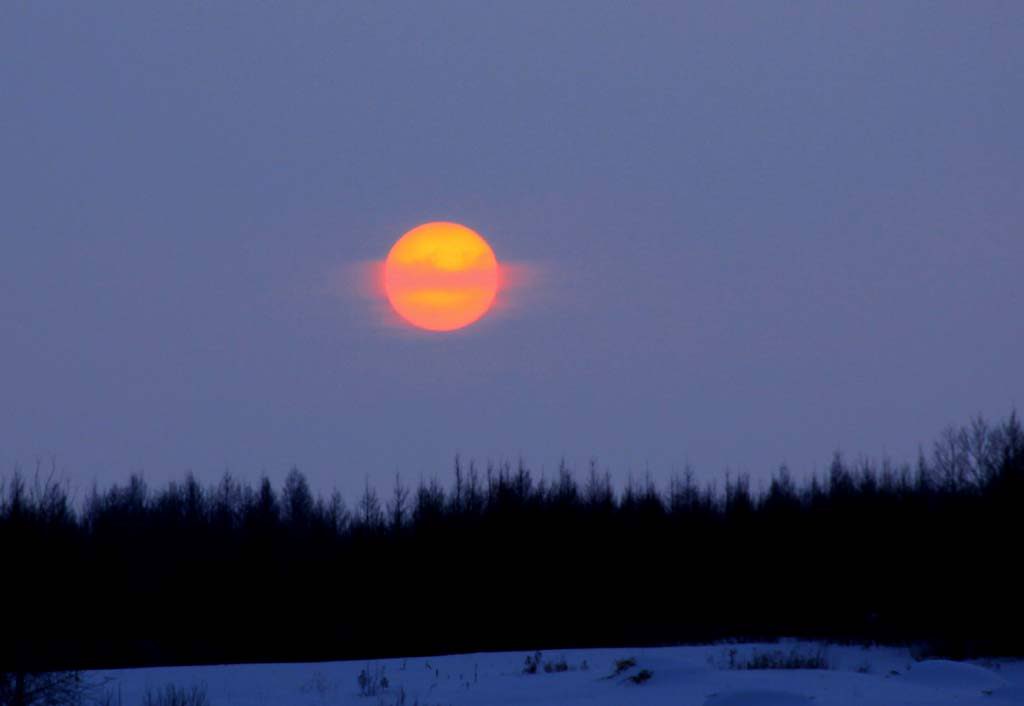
[2,413,1022,671]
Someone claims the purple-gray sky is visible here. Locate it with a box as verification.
[2,2,1021,499]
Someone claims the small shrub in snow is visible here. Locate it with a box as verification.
[543,657,568,673]
[724,646,829,670]
[357,665,388,697]
[606,657,637,678]
[979,659,1003,672]
[142,684,209,706]
[628,669,653,685]
[522,652,542,675]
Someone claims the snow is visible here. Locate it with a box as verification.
[899,659,1009,689]
[704,690,815,706]
[89,642,1024,706]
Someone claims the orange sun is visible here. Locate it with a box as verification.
[384,222,500,332]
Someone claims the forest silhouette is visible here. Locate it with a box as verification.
[2,413,1022,672]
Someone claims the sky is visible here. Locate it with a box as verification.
[2,2,1021,500]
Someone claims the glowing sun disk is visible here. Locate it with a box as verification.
[383,222,499,332]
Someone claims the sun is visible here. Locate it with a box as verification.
[384,222,500,332]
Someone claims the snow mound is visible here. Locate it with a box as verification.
[902,660,1008,689]
[704,689,815,706]
[986,685,1024,703]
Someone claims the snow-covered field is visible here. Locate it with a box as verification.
[91,641,1024,705]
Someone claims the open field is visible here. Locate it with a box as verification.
[91,641,1024,706]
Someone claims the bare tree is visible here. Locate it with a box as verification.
[357,476,384,530]
[933,416,1003,491]
[387,473,409,533]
